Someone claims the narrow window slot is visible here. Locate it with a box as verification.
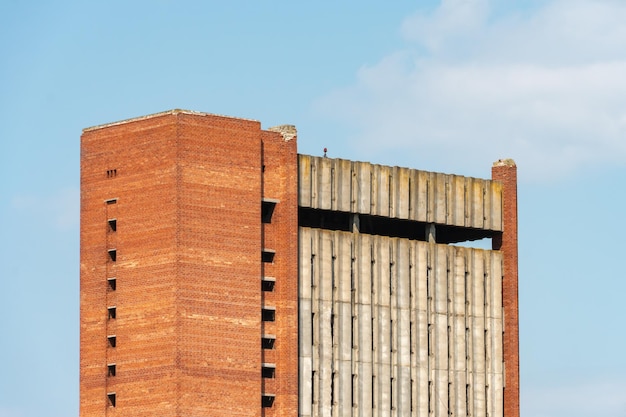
[262,336,276,349]
[107,335,116,348]
[262,395,275,408]
[262,364,276,379]
[107,392,116,407]
[262,308,276,322]
[108,278,116,291]
[108,219,117,232]
[261,199,279,223]
[108,306,116,319]
[105,199,117,205]
[261,277,276,292]
[108,249,117,262]
[262,249,275,263]
[107,364,116,377]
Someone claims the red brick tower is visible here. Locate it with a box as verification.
[492,159,519,417]
[80,110,298,417]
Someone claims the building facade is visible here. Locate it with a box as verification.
[80,110,518,417]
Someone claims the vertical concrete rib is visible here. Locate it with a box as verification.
[319,231,334,416]
[356,234,373,417]
[395,167,410,219]
[311,229,321,417]
[395,239,411,416]
[414,242,429,417]
[299,155,312,208]
[375,236,391,417]
[336,233,352,417]
[471,250,486,417]
[318,157,332,210]
[299,229,313,417]
[356,162,372,215]
[452,175,465,228]
[336,159,352,213]
[452,247,468,417]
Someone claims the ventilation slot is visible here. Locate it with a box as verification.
[262,249,275,263]
[261,198,279,223]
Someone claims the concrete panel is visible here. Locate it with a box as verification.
[318,157,333,210]
[451,175,465,227]
[299,155,312,208]
[433,173,447,225]
[489,180,503,231]
[375,165,392,218]
[394,167,410,219]
[355,162,372,215]
[334,158,353,212]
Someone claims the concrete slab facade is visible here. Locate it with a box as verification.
[298,156,515,417]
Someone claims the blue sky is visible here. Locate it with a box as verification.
[1,1,626,416]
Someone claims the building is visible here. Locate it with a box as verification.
[80,110,518,417]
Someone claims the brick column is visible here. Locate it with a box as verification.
[492,159,519,417]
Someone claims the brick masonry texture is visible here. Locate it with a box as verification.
[492,161,519,417]
[80,111,298,417]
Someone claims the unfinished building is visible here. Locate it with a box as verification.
[80,110,518,417]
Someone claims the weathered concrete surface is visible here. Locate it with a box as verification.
[299,228,504,417]
[298,155,503,232]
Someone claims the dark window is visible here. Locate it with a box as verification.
[108,249,117,262]
[262,249,275,263]
[105,199,117,205]
[262,395,275,408]
[262,308,275,322]
[108,364,116,377]
[108,278,116,291]
[261,199,278,223]
[107,392,116,407]
[108,307,116,319]
[261,277,275,292]
[108,219,117,232]
[262,336,276,349]
[107,169,117,178]
[107,336,116,348]
[262,365,276,379]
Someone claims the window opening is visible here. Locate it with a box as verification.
[261,198,279,223]
[105,199,117,205]
[262,395,275,408]
[107,392,116,407]
[108,307,116,319]
[262,249,275,263]
[262,308,276,322]
[106,169,117,178]
[262,364,276,379]
[108,278,116,291]
[108,249,117,262]
[108,364,116,377]
[262,277,275,292]
[108,219,117,232]
[262,336,276,349]
[107,335,116,348]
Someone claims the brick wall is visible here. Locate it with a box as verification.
[80,111,299,417]
[492,160,519,417]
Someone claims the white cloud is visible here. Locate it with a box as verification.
[315,0,626,181]
[11,187,79,231]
